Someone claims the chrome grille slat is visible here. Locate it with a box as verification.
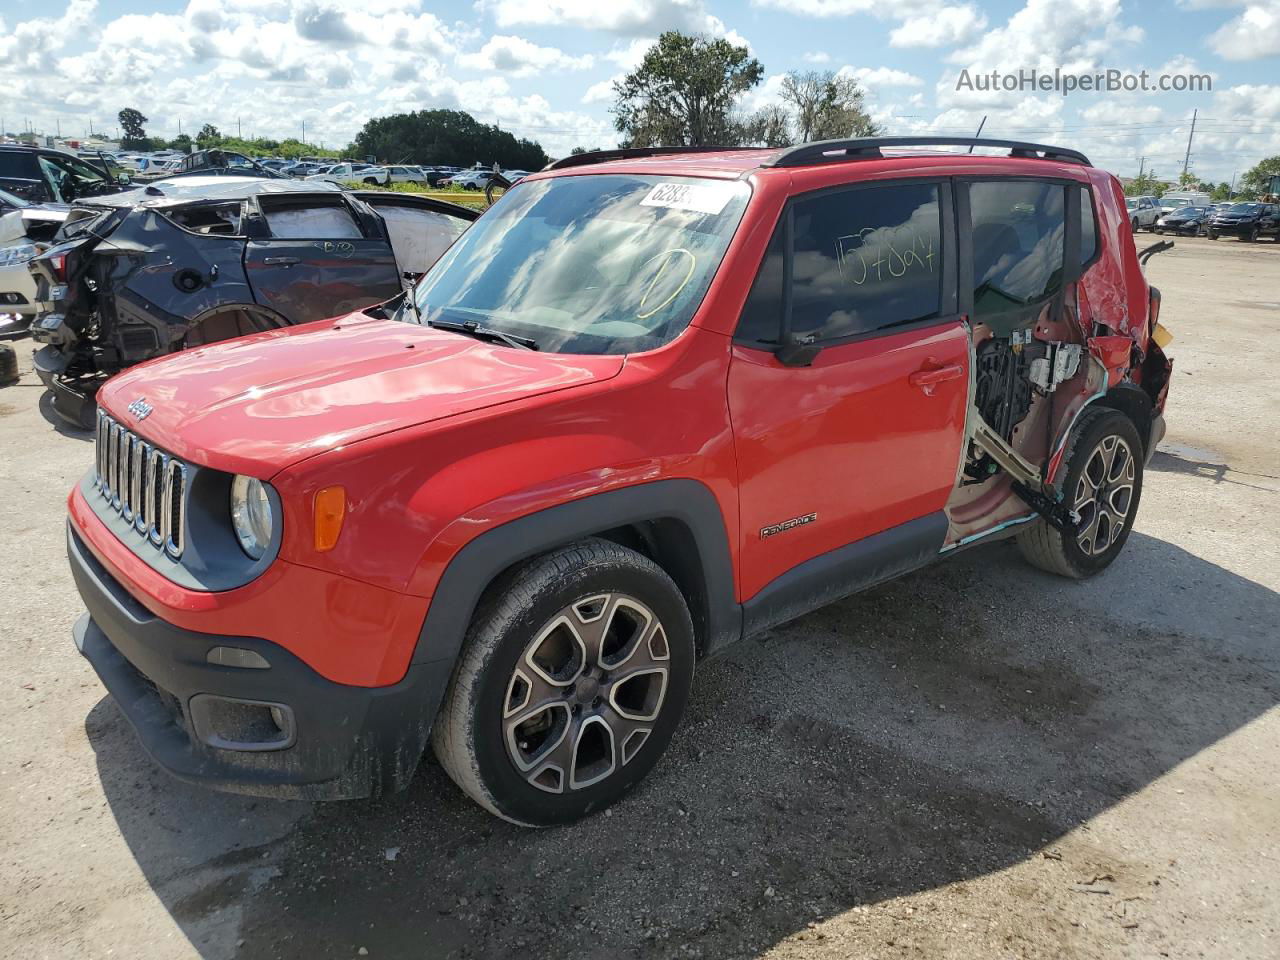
[92,413,187,559]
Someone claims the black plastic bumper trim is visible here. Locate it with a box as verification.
[69,522,447,800]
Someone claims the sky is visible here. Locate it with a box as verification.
[1,0,1278,184]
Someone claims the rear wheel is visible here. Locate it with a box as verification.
[183,305,284,349]
[1208,230,1219,240]
[1017,408,1144,579]
[433,539,695,826]
[1246,226,1260,243]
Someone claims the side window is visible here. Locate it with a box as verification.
[969,180,1065,318]
[735,222,785,344]
[1080,187,1097,265]
[790,182,942,340]
[259,196,363,239]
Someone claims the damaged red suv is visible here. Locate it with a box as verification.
[67,138,1173,825]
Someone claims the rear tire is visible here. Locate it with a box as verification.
[1208,230,1219,240]
[432,538,695,826]
[1246,227,1260,243]
[1017,408,1144,580]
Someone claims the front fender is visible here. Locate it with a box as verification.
[408,478,741,670]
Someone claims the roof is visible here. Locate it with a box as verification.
[535,138,1093,182]
[77,175,343,209]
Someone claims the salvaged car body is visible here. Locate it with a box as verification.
[29,177,476,426]
[66,138,1173,825]
[0,144,131,204]
[134,149,285,183]
[0,189,69,336]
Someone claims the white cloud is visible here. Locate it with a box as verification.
[457,35,594,76]
[582,77,620,104]
[751,0,987,46]
[1207,1,1280,60]
[802,51,831,63]
[481,0,724,36]
[889,6,987,47]
[839,65,925,87]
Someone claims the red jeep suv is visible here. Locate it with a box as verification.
[66,138,1173,825]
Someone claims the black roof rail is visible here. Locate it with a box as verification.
[762,137,1091,168]
[543,145,763,171]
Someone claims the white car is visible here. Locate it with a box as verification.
[0,190,68,336]
[382,165,427,185]
[306,163,394,187]
[1125,195,1160,231]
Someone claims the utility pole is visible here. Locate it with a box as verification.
[237,116,242,139]
[1138,156,1145,181]
[1181,109,1197,179]
[1229,172,1237,199]
[301,120,306,145]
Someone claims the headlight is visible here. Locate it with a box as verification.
[0,243,37,267]
[230,475,274,560]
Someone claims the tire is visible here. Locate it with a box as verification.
[1208,230,1219,240]
[1016,408,1144,580]
[1245,227,1260,243]
[1131,218,1139,231]
[432,538,696,826]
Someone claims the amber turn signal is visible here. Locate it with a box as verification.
[313,486,346,552]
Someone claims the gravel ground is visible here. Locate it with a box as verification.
[1,235,1278,960]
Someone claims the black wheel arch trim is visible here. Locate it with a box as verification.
[409,479,742,668]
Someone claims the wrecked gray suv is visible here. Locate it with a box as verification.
[29,177,476,427]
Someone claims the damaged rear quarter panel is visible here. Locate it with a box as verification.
[1080,170,1151,343]
[100,206,257,355]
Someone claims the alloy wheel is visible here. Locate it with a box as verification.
[1074,434,1136,557]
[502,593,670,794]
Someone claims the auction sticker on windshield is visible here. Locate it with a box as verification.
[640,181,736,215]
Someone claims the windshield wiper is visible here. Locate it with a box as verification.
[428,318,538,351]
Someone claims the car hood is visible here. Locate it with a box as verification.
[97,313,625,477]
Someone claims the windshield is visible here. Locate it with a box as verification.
[1227,203,1261,213]
[409,174,751,354]
[1126,198,1137,208]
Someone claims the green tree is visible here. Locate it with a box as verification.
[741,104,793,147]
[118,107,148,148]
[168,133,193,153]
[780,71,880,142]
[196,123,221,147]
[1127,168,1165,198]
[1210,181,1232,201]
[570,145,604,155]
[612,32,764,147]
[1240,155,1280,198]
[349,109,548,169]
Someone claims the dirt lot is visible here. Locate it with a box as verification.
[1,234,1278,960]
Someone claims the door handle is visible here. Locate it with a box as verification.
[908,363,964,394]
[263,256,299,265]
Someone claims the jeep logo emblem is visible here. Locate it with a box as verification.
[127,397,153,421]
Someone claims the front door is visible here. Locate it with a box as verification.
[728,179,969,601]
[244,192,401,324]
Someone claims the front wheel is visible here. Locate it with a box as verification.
[1131,218,1140,231]
[1208,230,1219,240]
[433,539,695,826]
[1017,408,1144,579]
[1245,227,1260,243]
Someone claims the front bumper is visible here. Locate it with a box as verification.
[69,524,448,800]
[1209,222,1262,237]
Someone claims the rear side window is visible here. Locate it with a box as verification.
[260,196,362,239]
[969,181,1065,317]
[1080,187,1097,265]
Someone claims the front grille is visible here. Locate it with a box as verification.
[94,410,187,558]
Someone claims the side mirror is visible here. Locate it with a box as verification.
[117,173,131,184]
